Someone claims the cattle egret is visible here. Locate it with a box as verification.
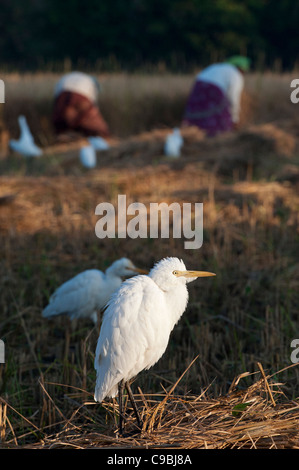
[79,144,97,169]
[88,136,110,151]
[164,128,183,158]
[9,115,43,157]
[42,258,147,325]
[94,257,215,433]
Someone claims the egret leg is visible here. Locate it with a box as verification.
[118,379,125,435]
[125,381,142,429]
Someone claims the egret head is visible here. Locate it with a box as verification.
[149,257,215,290]
[107,258,148,278]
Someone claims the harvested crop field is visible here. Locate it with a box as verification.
[0,72,299,449]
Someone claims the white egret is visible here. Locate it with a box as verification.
[9,115,43,157]
[79,138,110,169]
[164,128,183,158]
[42,258,147,325]
[87,136,110,151]
[94,257,215,433]
[79,145,97,169]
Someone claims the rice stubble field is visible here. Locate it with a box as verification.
[0,72,299,449]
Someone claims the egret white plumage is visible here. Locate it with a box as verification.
[94,257,215,433]
[164,128,183,158]
[42,258,147,325]
[79,144,97,169]
[9,115,43,157]
[87,136,110,151]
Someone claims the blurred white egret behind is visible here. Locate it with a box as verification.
[42,258,148,326]
[9,115,43,157]
[164,128,183,158]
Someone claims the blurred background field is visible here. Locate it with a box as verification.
[0,70,299,447]
[2,71,299,144]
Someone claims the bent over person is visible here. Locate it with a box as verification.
[182,56,250,136]
[52,71,110,138]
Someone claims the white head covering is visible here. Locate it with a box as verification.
[54,72,100,102]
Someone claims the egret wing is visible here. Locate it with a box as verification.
[43,269,104,320]
[94,275,169,401]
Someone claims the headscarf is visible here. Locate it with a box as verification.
[226,56,251,72]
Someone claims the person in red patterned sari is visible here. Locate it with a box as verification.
[52,72,110,139]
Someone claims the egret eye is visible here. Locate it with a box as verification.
[172,270,178,275]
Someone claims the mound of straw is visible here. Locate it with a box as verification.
[1,361,298,449]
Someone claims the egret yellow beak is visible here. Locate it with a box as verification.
[174,270,216,278]
[132,267,149,274]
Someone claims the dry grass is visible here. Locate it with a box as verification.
[0,72,299,449]
[2,71,299,142]
[1,361,299,449]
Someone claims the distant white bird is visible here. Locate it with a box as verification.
[164,128,183,158]
[88,136,110,151]
[42,258,148,326]
[94,257,215,433]
[79,137,110,169]
[79,144,97,168]
[9,115,43,157]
